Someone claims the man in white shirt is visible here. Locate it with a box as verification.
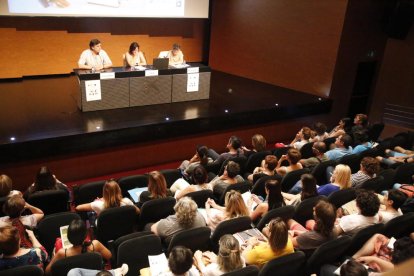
[78,38,112,70]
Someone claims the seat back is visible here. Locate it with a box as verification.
[393,163,414,184]
[210,216,252,253]
[244,151,271,174]
[95,205,137,246]
[218,156,248,176]
[36,212,81,256]
[272,147,290,159]
[346,223,385,256]
[306,235,351,275]
[51,252,103,276]
[259,251,306,276]
[73,180,105,206]
[378,169,396,191]
[368,122,384,142]
[221,265,259,276]
[359,176,385,193]
[300,142,315,159]
[383,212,414,239]
[218,181,251,205]
[293,195,326,226]
[359,147,379,158]
[116,234,163,275]
[118,174,148,197]
[0,265,44,276]
[159,169,182,188]
[280,168,310,192]
[139,197,176,228]
[185,190,213,208]
[0,196,8,217]
[110,231,153,267]
[167,226,211,255]
[251,175,282,200]
[311,160,337,186]
[327,188,356,209]
[26,190,69,215]
[338,154,362,174]
[256,205,295,230]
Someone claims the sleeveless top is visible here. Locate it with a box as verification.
[64,242,95,257]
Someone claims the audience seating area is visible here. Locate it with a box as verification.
[1,128,414,276]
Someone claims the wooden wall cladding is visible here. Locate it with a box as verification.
[208,0,348,98]
[0,17,208,78]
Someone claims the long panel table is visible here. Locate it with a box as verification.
[74,63,211,112]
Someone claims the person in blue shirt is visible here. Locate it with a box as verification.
[325,134,353,161]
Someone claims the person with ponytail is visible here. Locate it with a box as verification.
[243,217,294,267]
[76,179,140,215]
[172,165,212,200]
[46,219,112,274]
[194,234,245,275]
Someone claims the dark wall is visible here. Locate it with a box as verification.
[208,0,347,97]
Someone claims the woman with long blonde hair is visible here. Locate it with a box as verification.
[194,234,245,275]
[76,179,140,215]
[317,164,352,196]
[205,190,250,231]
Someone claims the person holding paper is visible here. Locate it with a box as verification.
[123,42,147,67]
[46,219,112,274]
[194,235,245,275]
[167,43,184,65]
[78,39,112,70]
[242,217,294,267]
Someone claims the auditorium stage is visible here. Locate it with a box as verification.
[0,70,332,163]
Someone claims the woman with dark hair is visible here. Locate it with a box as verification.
[328,118,352,138]
[123,41,147,67]
[178,145,213,178]
[282,174,318,206]
[172,165,212,200]
[46,219,112,274]
[0,226,48,270]
[288,200,337,251]
[243,217,294,267]
[76,179,139,215]
[209,136,245,166]
[250,179,286,222]
[194,234,245,275]
[137,171,172,208]
[24,166,69,200]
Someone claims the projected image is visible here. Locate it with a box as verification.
[6,0,185,17]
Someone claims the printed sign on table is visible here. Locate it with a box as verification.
[85,80,101,102]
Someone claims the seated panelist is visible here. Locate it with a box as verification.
[78,38,112,70]
[167,43,184,65]
[123,42,147,67]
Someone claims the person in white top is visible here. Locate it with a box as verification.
[167,43,184,65]
[379,189,406,223]
[75,180,139,216]
[194,234,245,276]
[78,39,112,70]
[123,42,147,67]
[335,190,381,236]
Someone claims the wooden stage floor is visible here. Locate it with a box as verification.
[0,70,331,163]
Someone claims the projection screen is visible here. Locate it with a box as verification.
[0,0,209,18]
